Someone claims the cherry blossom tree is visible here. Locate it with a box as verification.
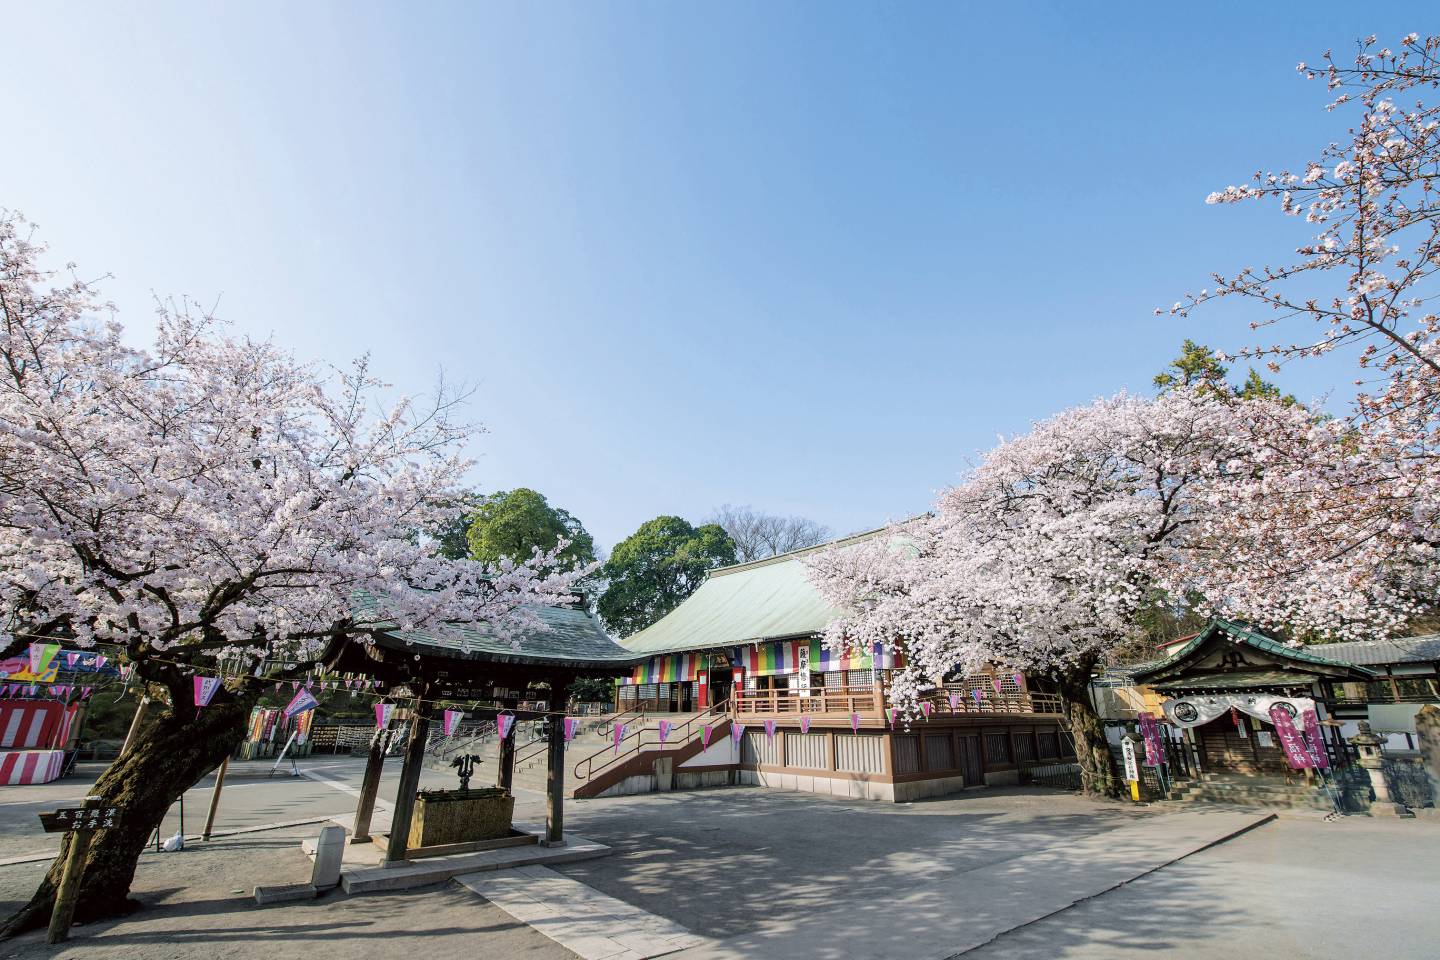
[1166,33,1440,619]
[806,388,1416,795]
[0,213,587,935]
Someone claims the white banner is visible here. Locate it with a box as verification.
[1161,693,1315,729]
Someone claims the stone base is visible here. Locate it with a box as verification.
[1369,801,1413,818]
[253,882,318,905]
[1408,806,1440,822]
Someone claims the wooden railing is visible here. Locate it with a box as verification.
[733,687,884,717]
[732,685,1064,718]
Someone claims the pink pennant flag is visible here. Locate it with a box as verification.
[850,712,861,733]
[763,718,777,740]
[81,686,92,699]
[991,678,1002,694]
[613,722,627,752]
[304,679,314,690]
[731,722,746,745]
[283,688,318,719]
[973,688,984,703]
[498,714,515,740]
[65,653,79,669]
[563,717,580,742]
[658,720,673,744]
[700,724,713,748]
[193,676,222,709]
[374,702,394,730]
[949,692,960,713]
[920,702,932,719]
[442,709,464,736]
[290,681,299,691]
[1013,673,1023,688]
[799,715,811,734]
[94,655,107,671]
[885,707,896,728]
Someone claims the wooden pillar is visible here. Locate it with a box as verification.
[352,720,392,843]
[546,710,566,845]
[120,696,151,756]
[497,717,516,791]
[201,756,229,840]
[384,703,431,864]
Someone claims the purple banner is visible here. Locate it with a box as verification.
[1137,711,1163,767]
[563,717,580,742]
[1268,704,1315,770]
[658,719,673,744]
[1301,709,1329,770]
[799,715,811,734]
[284,688,318,719]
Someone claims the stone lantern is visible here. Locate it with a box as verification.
[1349,720,1409,817]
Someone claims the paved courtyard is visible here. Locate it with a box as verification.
[1,756,1437,958]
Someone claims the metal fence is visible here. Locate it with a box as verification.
[1019,760,1082,790]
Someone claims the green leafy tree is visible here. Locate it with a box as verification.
[1154,340,1294,405]
[466,488,596,569]
[598,516,737,636]
[424,491,485,560]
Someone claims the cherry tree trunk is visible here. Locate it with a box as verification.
[1,692,253,939]
[1055,664,1120,798]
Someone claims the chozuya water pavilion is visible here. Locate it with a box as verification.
[318,593,639,863]
[605,529,1075,802]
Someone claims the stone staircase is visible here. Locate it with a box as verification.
[1166,773,1344,812]
[424,713,712,798]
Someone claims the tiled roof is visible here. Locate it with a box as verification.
[1130,618,1377,683]
[1301,635,1440,667]
[1153,670,1325,691]
[356,593,638,667]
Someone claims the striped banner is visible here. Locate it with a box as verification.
[0,749,65,785]
[0,701,65,749]
[625,652,702,686]
[809,639,898,673]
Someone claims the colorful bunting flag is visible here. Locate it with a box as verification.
[850,712,861,733]
[283,688,318,719]
[948,692,959,713]
[442,709,464,736]
[193,676,222,709]
[613,722,627,753]
[763,718,777,740]
[374,702,394,730]
[973,688,984,703]
[700,724,713,748]
[658,719,673,744]
[29,642,60,676]
[731,722,746,745]
[1013,673,1023,688]
[799,715,811,734]
[991,677,1002,694]
[563,717,580,742]
[81,686,92,699]
[498,713,516,740]
[65,653,79,669]
[95,655,107,671]
[920,701,932,719]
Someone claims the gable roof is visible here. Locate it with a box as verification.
[1129,618,1377,686]
[1301,635,1440,667]
[620,526,890,656]
[354,593,639,668]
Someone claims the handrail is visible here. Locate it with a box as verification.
[729,686,1063,717]
[598,705,648,739]
[572,701,729,782]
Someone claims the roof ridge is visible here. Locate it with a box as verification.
[707,516,924,577]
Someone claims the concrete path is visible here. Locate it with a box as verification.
[458,864,706,960]
[667,809,1273,960]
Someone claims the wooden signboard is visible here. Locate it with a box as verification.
[39,805,122,833]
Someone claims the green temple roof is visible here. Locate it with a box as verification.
[620,527,890,655]
[354,593,639,668]
[1130,618,1376,687]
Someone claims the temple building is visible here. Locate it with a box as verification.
[610,530,1073,802]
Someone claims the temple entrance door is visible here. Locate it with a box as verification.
[1195,714,1289,775]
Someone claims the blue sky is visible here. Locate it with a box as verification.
[2,3,1430,550]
